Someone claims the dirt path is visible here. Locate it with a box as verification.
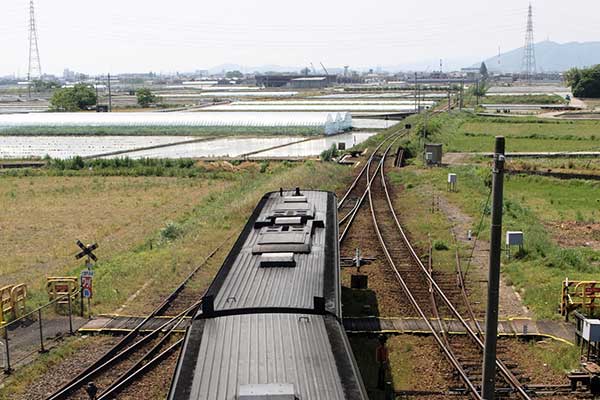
[436,195,532,318]
[570,97,588,109]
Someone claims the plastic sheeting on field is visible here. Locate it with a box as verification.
[205,103,423,112]
[0,111,352,135]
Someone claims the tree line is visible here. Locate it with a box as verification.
[49,85,160,111]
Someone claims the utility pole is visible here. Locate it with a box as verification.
[417,73,421,112]
[95,77,99,111]
[460,79,464,111]
[475,78,480,107]
[414,72,418,113]
[481,136,506,400]
[107,73,112,112]
[447,79,451,112]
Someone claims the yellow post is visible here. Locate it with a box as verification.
[0,285,14,325]
[10,284,27,318]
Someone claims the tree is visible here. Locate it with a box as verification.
[32,79,60,92]
[564,67,581,88]
[225,70,243,79]
[136,88,159,107]
[479,62,489,80]
[469,80,489,97]
[50,84,97,112]
[567,65,600,98]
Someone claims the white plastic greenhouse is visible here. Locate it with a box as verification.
[0,111,352,135]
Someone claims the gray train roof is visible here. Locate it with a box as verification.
[169,190,367,400]
[201,190,340,317]
[172,313,366,400]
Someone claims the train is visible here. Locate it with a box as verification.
[168,188,368,400]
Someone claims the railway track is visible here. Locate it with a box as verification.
[45,236,233,400]
[365,145,532,399]
[337,130,405,243]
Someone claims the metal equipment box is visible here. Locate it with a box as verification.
[448,173,457,184]
[238,383,296,400]
[583,319,600,342]
[424,143,443,165]
[506,231,524,246]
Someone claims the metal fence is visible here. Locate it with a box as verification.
[1,292,78,374]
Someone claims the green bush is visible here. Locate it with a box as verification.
[320,144,339,162]
[433,240,449,251]
[160,222,182,242]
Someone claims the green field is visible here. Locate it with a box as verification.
[393,163,600,320]
[465,94,567,107]
[423,112,600,152]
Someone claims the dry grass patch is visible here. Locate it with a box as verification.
[0,176,228,290]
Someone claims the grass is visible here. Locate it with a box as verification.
[421,112,600,153]
[466,94,567,107]
[0,160,353,314]
[507,158,600,174]
[529,339,580,373]
[387,170,459,274]
[395,163,600,320]
[0,174,228,307]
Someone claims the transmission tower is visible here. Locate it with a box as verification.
[27,0,42,81]
[521,3,537,84]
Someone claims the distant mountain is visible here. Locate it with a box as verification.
[207,64,303,75]
[479,41,600,73]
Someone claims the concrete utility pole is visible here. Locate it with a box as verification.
[414,72,418,113]
[447,79,451,112]
[107,73,112,112]
[481,136,506,399]
[460,80,464,111]
[95,77,99,110]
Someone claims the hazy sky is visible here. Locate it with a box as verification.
[1,0,598,76]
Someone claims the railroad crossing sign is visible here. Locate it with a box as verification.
[75,240,98,262]
[80,270,93,299]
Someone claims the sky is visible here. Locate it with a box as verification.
[0,0,598,77]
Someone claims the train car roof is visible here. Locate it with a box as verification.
[200,190,340,318]
[170,313,366,400]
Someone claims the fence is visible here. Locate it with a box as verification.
[1,291,79,374]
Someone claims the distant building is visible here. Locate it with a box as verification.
[290,77,328,89]
[255,74,336,88]
[460,67,481,77]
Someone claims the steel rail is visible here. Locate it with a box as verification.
[378,156,532,400]
[97,303,200,398]
[428,239,449,344]
[47,302,198,400]
[337,129,407,213]
[336,131,401,210]
[452,230,484,336]
[45,236,233,400]
[367,148,482,400]
[97,338,184,400]
[338,134,404,243]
